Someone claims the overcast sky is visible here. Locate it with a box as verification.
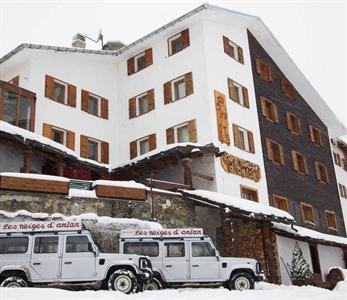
[0,0,346,129]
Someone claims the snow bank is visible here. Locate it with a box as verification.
[0,172,70,182]
[273,222,347,245]
[92,180,146,189]
[68,189,97,198]
[183,190,294,220]
[333,269,347,293]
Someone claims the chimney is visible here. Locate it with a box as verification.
[102,40,125,51]
[72,33,86,49]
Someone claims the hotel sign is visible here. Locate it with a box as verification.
[220,153,261,182]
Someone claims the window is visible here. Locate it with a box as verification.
[315,161,329,184]
[260,97,278,123]
[266,139,285,165]
[325,210,337,231]
[123,242,159,257]
[291,150,308,174]
[281,79,294,98]
[286,112,301,135]
[127,48,153,75]
[223,36,244,64]
[45,75,76,107]
[166,119,197,144]
[301,202,315,225]
[0,81,35,131]
[168,29,189,56]
[42,124,75,150]
[255,58,272,81]
[34,236,59,254]
[232,124,255,153]
[81,90,108,119]
[339,184,347,198]
[130,134,156,159]
[240,186,258,202]
[309,125,323,146]
[80,135,109,163]
[66,236,91,253]
[0,237,28,254]
[129,89,155,119]
[228,79,249,108]
[272,194,289,212]
[192,242,215,257]
[164,72,193,104]
[333,152,341,167]
[164,242,185,257]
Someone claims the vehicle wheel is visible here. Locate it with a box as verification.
[142,277,163,291]
[229,272,254,291]
[0,276,28,288]
[108,269,137,294]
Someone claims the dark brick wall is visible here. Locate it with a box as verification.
[248,31,346,236]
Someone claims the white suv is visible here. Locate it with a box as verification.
[119,228,265,291]
[0,221,152,294]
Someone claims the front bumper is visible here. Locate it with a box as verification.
[137,271,152,283]
[256,273,266,282]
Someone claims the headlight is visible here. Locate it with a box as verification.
[139,257,151,270]
[256,262,263,273]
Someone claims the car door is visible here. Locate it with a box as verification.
[60,234,96,281]
[30,235,61,282]
[161,241,189,282]
[189,241,220,282]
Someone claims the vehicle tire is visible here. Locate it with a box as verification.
[0,276,28,288]
[142,277,163,291]
[229,272,254,291]
[108,269,137,294]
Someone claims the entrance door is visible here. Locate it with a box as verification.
[309,244,321,280]
[189,241,220,281]
[30,235,61,282]
[162,241,189,282]
[60,235,96,281]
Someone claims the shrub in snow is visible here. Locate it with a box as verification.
[289,242,312,282]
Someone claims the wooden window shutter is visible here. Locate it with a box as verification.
[166,127,174,144]
[130,141,137,159]
[260,97,267,117]
[181,29,190,49]
[237,46,244,64]
[315,162,321,181]
[101,141,109,164]
[127,57,135,75]
[80,135,89,158]
[286,112,293,131]
[67,84,76,107]
[255,58,262,75]
[45,75,54,99]
[188,119,197,143]
[81,90,89,112]
[148,134,157,151]
[279,144,285,165]
[233,124,241,148]
[304,156,308,174]
[267,65,273,81]
[266,139,273,160]
[66,131,75,151]
[185,72,193,96]
[228,79,237,101]
[101,98,109,119]
[223,36,232,56]
[248,131,255,153]
[309,125,314,142]
[164,81,172,104]
[291,151,299,171]
[42,123,52,139]
[145,48,153,67]
[129,97,136,119]
[148,89,155,111]
[242,87,249,108]
[274,104,279,123]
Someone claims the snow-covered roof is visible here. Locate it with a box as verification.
[272,222,347,246]
[1,4,345,136]
[181,189,294,222]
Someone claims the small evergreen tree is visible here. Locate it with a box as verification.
[289,242,312,281]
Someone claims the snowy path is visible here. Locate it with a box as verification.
[0,282,345,300]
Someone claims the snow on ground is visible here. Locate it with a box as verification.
[0,282,345,300]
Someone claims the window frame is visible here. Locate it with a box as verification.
[137,136,150,156]
[175,122,190,143]
[240,185,258,202]
[164,242,185,258]
[87,93,101,117]
[255,58,272,81]
[87,138,101,162]
[324,210,338,231]
[272,194,289,212]
[223,36,244,64]
[309,125,323,146]
[266,138,284,165]
[168,33,183,56]
[300,202,315,225]
[51,126,67,146]
[286,112,301,135]
[172,76,186,101]
[52,78,68,105]
[0,236,29,254]
[34,236,59,254]
[260,97,278,123]
[136,93,149,116]
[315,161,329,184]
[134,52,147,73]
[65,235,92,253]
[292,150,308,175]
[123,241,159,257]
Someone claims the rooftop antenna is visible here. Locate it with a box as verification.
[85,29,104,48]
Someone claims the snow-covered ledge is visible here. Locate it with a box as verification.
[0,172,69,195]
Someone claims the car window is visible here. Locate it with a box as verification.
[124,242,159,257]
[192,242,215,257]
[34,236,59,254]
[0,237,28,254]
[66,235,91,253]
[164,242,185,257]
